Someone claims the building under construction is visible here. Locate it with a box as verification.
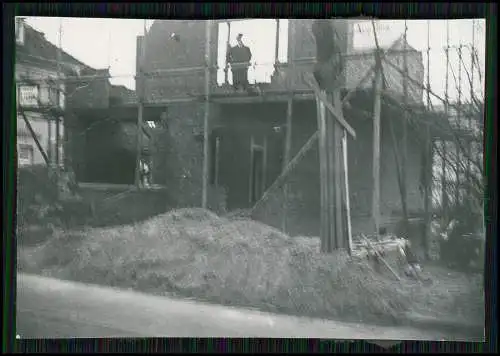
[125,19,436,252]
[16,19,484,258]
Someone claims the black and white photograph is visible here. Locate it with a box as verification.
[15,17,486,341]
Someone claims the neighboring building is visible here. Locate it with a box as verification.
[15,18,148,186]
[137,19,431,237]
[15,17,74,168]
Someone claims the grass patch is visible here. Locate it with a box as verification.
[18,208,484,327]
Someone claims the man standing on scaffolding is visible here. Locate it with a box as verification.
[228,33,252,92]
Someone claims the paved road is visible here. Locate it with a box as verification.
[16,273,468,340]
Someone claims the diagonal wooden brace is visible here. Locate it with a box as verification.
[20,110,49,165]
[304,73,357,139]
[251,130,320,214]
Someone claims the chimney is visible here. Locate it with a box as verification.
[15,17,25,46]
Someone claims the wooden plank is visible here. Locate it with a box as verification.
[282,97,293,233]
[423,123,432,259]
[333,91,345,250]
[316,95,330,253]
[401,29,409,230]
[325,91,337,251]
[304,73,357,139]
[202,20,213,209]
[210,92,315,104]
[342,129,353,255]
[372,67,383,238]
[333,90,349,251]
[360,234,401,281]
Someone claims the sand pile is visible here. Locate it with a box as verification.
[21,208,424,325]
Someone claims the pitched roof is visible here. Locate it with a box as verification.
[16,21,95,75]
[17,21,137,108]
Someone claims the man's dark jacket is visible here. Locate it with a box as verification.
[228,45,252,66]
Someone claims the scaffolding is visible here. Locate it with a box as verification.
[16,19,485,256]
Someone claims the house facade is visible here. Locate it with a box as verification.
[15,18,152,186]
[15,18,72,168]
[138,19,432,238]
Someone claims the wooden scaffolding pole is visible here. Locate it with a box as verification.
[456,44,463,204]
[331,90,347,250]
[316,94,330,252]
[224,22,231,85]
[400,21,410,230]
[135,20,147,189]
[282,96,293,233]
[275,19,280,67]
[342,126,353,255]
[372,65,383,238]
[442,20,450,217]
[55,18,63,173]
[202,20,213,209]
[424,20,433,260]
[281,20,294,234]
[467,20,476,199]
[371,20,383,238]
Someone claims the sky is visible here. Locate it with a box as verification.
[23,17,485,105]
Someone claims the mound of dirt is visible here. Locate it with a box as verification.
[21,208,442,326]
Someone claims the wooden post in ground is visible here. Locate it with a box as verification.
[316,95,330,252]
[334,90,346,249]
[55,17,63,178]
[372,66,383,239]
[333,91,352,254]
[423,122,432,259]
[135,20,147,190]
[401,22,410,232]
[202,20,213,209]
[282,96,293,233]
[325,91,336,250]
[325,90,345,250]
[281,21,295,234]
[342,129,353,255]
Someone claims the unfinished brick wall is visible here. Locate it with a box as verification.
[66,68,111,110]
[154,102,222,208]
[140,20,218,101]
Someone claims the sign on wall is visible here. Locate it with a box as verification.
[19,85,39,107]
